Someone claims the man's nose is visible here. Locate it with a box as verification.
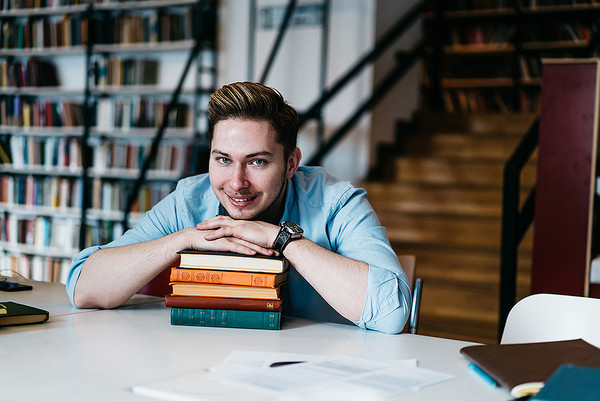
[230,165,249,191]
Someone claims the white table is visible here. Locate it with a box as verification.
[1,277,511,401]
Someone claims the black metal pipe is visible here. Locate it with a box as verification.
[122,3,208,229]
[78,2,95,250]
[498,117,539,341]
[316,0,330,148]
[259,0,297,83]
[299,0,426,128]
[307,43,423,166]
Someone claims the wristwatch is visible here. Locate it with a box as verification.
[272,221,303,253]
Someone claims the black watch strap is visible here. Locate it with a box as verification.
[272,221,303,253]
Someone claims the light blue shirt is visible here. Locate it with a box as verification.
[67,166,411,334]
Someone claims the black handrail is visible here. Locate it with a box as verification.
[259,0,297,83]
[307,43,424,166]
[298,0,426,129]
[498,117,539,341]
[78,2,95,250]
[122,0,216,229]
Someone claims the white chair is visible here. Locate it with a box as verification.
[501,293,600,347]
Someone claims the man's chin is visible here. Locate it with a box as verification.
[223,207,260,221]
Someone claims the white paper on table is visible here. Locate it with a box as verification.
[132,351,450,401]
[213,353,454,398]
[210,350,326,377]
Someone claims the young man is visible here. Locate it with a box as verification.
[67,82,411,334]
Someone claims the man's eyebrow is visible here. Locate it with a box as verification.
[211,149,274,158]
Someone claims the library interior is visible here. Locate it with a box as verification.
[3,1,600,400]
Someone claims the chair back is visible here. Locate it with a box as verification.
[501,293,600,347]
[398,254,422,334]
[398,255,416,291]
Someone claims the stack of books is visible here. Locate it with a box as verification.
[165,250,288,330]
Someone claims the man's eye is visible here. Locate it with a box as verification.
[251,159,266,166]
[217,157,230,164]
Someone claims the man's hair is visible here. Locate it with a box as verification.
[208,82,299,159]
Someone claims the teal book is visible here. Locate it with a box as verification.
[171,308,281,330]
[531,364,600,401]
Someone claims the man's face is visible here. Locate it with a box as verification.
[209,118,298,221]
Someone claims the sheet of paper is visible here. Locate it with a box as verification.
[210,350,326,376]
[213,353,453,398]
[132,351,452,401]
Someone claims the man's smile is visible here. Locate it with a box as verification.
[226,192,258,207]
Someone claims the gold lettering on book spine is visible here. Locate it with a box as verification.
[266,302,274,310]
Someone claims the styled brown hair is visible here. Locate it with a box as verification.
[208,82,298,159]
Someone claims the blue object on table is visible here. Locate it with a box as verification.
[469,363,499,387]
[531,364,600,401]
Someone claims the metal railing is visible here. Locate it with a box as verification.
[498,117,538,341]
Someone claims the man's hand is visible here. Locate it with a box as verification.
[196,216,280,251]
[189,223,273,255]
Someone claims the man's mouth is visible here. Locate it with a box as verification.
[226,193,257,207]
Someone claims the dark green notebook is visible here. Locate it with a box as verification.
[171,308,281,330]
[0,301,49,327]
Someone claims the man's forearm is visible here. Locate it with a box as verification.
[73,233,184,309]
[282,238,368,321]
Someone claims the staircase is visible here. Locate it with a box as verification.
[362,113,537,344]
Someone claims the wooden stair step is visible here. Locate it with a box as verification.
[362,182,533,218]
[392,246,531,289]
[417,112,537,135]
[379,213,534,251]
[394,157,537,186]
[421,282,498,324]
[418,315,498,344]
[419,283,499,344]
[405,132,538,161]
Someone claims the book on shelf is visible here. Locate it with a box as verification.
[169,267,288,288]
[170,308,281,330]
[177,250,289,273]
[170,282,281,300]
[0,301,49,327]
[164,294,283,312]
[460,339,600,394]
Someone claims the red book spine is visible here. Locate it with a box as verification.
[164,295,282,312]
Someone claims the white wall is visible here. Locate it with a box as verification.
[217,0,376,182]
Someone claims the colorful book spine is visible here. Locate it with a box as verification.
[164,295,282,312]
[171,308,281,330]
[170,267,285,288]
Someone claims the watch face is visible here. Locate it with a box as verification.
[282,221,303,236]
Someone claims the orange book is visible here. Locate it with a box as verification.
[170,267,287,288]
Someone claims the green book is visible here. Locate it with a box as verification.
[171,308,281,330]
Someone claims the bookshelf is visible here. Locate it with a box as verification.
[422,0,600,114]
[0,0,217,283]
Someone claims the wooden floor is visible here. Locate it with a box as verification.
[361,114,537,344]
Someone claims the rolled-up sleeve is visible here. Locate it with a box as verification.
[327,188,412,334]
[65,187,185,306]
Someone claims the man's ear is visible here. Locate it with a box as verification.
[286,147,302,179]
